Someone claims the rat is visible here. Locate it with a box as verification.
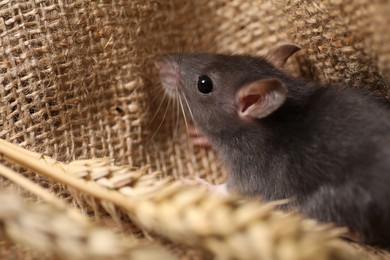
[155,44,390,248]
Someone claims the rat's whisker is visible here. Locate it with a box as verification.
[167,55,177,73]
[172,91,180,144]
[149,89,165,109]
[170,55,182,144]
[147,91,168,129]
[179,93,197,157]
[146,93,171,145]
[181,91,196,125]
[149,85,164,100]
[149,83,164,93]
[178,94,190,134]
[182,92,209,152]
[178,44,184,72]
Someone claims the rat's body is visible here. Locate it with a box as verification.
[156,45,390,247]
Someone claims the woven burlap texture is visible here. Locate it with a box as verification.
[0,0,389,258]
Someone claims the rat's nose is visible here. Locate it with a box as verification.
[155,56,180,76]
[154,56,175,73]
[155,55,180,94]
[154,59,164,70]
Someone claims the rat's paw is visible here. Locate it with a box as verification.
[341,229,364,244]
[188,127,212,148]
[181,177,228,196]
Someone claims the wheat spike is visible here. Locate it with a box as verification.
[0,139,363,259]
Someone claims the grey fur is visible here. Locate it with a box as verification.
[156,52,390,247]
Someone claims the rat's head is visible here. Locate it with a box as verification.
[155,44,300,135]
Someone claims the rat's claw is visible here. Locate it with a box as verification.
[341,229,364,244]
[191,136,212,147]
[181,177,228,196]
[188,126,199,136]
[188,126,212,147]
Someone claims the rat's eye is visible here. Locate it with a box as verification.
[197,75,213,94]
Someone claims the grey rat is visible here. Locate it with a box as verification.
[155,44,390,248]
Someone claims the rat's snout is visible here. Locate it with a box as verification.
[155,56,181,96]
[154,59,165,70]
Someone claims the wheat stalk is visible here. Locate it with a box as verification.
[0,139,362,259]
[0,163,87,223]
[0,191,175,260]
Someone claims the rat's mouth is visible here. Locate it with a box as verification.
[155,57,180,98]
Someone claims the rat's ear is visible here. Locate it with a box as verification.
[265,44,301,69]
[237,78,287,119]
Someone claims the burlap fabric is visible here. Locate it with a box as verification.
[0,0,389,258]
